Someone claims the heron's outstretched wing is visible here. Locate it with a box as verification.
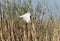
[20,12,31,18]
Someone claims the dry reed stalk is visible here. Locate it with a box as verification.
[0,31,5,41]
[52,21,60,41]
[31,23,37,41]
[9,19,15,41]
[23,25,28,41]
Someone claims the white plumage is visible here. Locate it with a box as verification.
[20,12,31,23]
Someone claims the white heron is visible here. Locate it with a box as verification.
[19,12,31,23]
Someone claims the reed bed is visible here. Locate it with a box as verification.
[0,0,60,41]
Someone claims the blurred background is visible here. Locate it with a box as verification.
[0,0,60,41]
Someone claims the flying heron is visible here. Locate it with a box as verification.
[19,12,31,23]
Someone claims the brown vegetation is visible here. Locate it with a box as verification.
[0,0,60,41]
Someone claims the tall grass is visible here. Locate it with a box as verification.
[0,0,60,41]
